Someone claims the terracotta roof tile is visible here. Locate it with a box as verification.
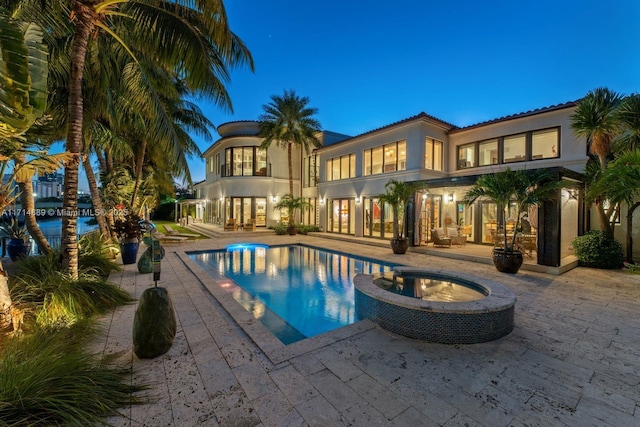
[450,100,578,133]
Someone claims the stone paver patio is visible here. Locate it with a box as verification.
[97,233,640,426]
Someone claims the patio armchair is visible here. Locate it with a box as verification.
[431,229,451,248]
[244,218,256,231]
[224,218,238,231]
[446,227,467,247]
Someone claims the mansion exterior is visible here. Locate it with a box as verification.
[195,101,624,269]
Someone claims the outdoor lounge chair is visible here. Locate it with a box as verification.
[431,229,451,248]
[224,218,238,231]
[151,232,187,243]
[164,225,199,239]
[164,225,179,235]
[446,227,467,247]
[244,218,256,232]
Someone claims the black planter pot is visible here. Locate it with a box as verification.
[390,238,409,254]
[492,248,524,274]
[120,238,140,265]
[7,238,30,261]
[287,225,298,235]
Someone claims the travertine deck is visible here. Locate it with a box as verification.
[96,232,640,426]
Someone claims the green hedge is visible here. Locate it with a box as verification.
[571,231,624,269]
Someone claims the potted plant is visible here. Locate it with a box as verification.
[0,217,30,261]
[112,210,143,265]
[378,179,424,254]
[462,168,566,273]
[273,194,310,235]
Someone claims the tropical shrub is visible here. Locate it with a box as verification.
[0,324,143,425]
[571,230,624,269]
[272,222,288,235]
[10,252,132,328]
[78,232,122,276]
[297,224,320,235]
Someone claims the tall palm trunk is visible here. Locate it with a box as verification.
[287,142,295,223]
[287,142,294,196]
[83,155,110,239]
[15,153,52,255]
[61,3,95,279]
[96,150,107,173]
[130,139,147,209]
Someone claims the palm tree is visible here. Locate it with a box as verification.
[11,0,253,278]
[592,150,640,262]
[273,194,310,233]
[615,93,640,151]
[377,179,425,254]
[259,90,322,196]
[0,10,48,332]
[463,168,566,254]
[571,87,624,239]
[571,87,623,169]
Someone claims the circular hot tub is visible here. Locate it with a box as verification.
[354,267,517,344]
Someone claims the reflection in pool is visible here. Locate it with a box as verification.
[374,271,486,302]
[189,244,396,344]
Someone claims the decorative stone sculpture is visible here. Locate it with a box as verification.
[133,287,176,358]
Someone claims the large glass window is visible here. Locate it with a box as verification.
[303,155,317,187]
[302,198,317,225]
[330,199,355,234]
[384,144,397,172]
[457,127,561,169]
[503,134,526,163]
[532,129,559,159]
[241,147,253,176]
[255,149,267,176]
[340,155,350,179]
[364,141,406,176]
[458,143,475,169]
[478,139,498,166]
[326,154,355,182]
[425,138,443,171]
[372,147,383,174]
[398,141,406,171]
[364,150,372,175]
[332,159,340,180]
[223,147,269,177]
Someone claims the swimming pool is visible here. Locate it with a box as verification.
[189,244,396,344]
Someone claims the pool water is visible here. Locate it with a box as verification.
[374,272,486,302]
[189,244,396,344]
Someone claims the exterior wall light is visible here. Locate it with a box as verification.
[448,193,454,203]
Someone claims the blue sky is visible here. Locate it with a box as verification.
[113,1,640,188]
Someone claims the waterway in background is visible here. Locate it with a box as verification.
[29,217,99,250]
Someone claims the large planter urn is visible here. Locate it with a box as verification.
[492,248,524,274]
[390,238,409,254]
[287,224,298,235]
[120,238,140,265]
[7,238,30,261]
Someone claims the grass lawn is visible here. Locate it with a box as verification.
[151,220,208,239]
